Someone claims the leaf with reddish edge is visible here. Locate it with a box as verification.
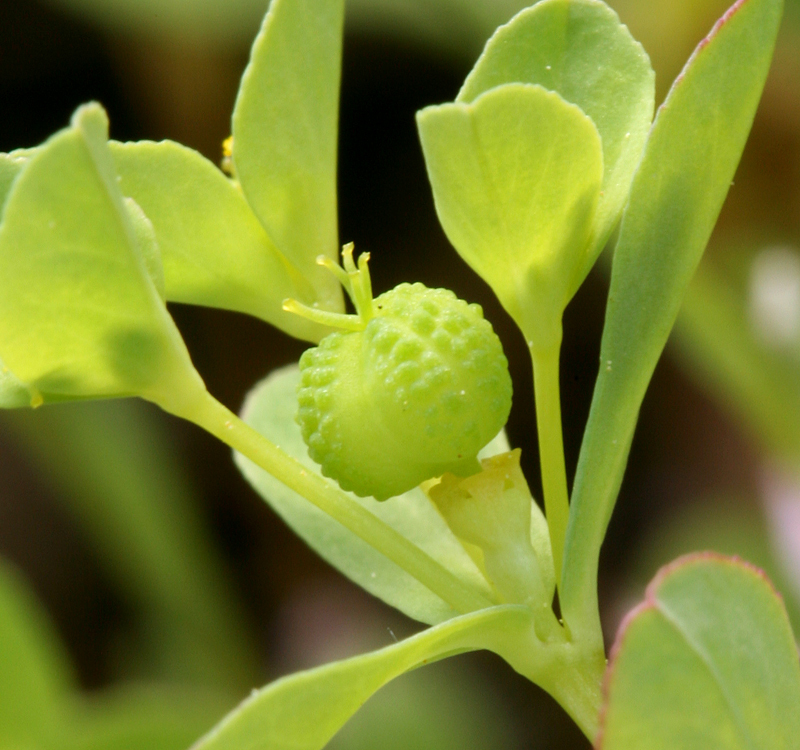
[598,553,800,749]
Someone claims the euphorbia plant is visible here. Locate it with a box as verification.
[1,0,797,747]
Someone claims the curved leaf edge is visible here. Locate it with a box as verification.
[455,0,655,294]
[562,0,784,634]
[596,551,797,748]
[191,604,530,750]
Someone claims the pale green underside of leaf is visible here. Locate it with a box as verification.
[0,560,75,747]
[417,83,602,344]
[458,0,655,295]
[110,140,330,343]
[232,0,345,315]
[600,555,800,749]
[0,104,204,412]
[237,364,490,624]
[192,604,526,750]
[236,364,553,625]
[563,0,784,622]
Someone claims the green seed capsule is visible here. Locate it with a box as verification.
[287,245,512,501]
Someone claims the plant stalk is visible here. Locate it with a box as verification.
[530,337,570,592]
[169,388,495,616]
[488,608,605,742]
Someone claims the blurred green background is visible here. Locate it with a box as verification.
[1,0,799,747]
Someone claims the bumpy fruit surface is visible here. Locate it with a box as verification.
[295,275,512,501]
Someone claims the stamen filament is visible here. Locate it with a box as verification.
[282,298,365,331]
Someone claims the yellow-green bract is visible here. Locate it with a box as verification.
[296,283,512,500]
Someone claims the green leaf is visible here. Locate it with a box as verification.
[563,0,784,631]
[619,493,800,636]
[0,104,205,413]
[123,196,165,300]
[2,398,258,691]
[457,0,655,294]
[192,605,526,750]
[0,356,37,408]
[0,560,75,746]
[600,554,800,749]
[110,140,329,342]
[57,684,231,750]
[0,150,35,219]
[417,82,602,347]
[231,0,345,315]
[236,364,510,625]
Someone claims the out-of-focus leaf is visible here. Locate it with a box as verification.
[1,398,257,690]
[192,605,526,750]
[327,660,518,750]
[0,104,205,413]
[42,0,267,46]
[345,0,529,58]
[43,0,529,54]
[110,141,328,342]
[231,0,344,315]
[620,495,800,633]
[57,684,231,750]
[0,560,74,747]
[417,83,602,346]
[236,364,502,625]
[600,554,800,748]
[564,0,784,629]
[675,249,800,462]
[458,0,655,294]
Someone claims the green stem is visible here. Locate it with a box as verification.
[530,334,569,594]
[546,649,606,740]
[488,609,606,741]
[166,388,494,616]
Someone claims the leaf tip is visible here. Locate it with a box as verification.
[71,101,109,137]
[669,0,781,93]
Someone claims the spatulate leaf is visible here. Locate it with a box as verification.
[0,104,205,413]
[232,0,345,315]
[600,554,800,749]
[110,140,329,342]
[0,560,75,747]
[458,0,655,292]
[418,82,602,346]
